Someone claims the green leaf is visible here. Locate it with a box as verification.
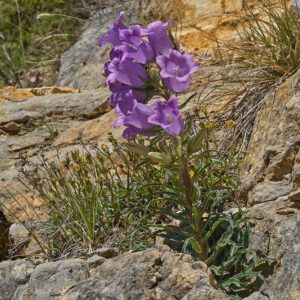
[187,127,207,155]
[179,92,197,109]
[124,143,150,156]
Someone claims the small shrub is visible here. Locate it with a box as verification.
[18,137,168,255]
[237,0,300,79]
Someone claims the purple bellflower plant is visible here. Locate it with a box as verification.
[99,12,215,262]
[99,11,199,138]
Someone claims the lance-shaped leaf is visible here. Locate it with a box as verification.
[124,143,150,156]
[187,127,207,155]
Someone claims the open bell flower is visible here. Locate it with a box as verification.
[107,54,147,88]
[105,49,147,97]
[110,89,146,109]
[114,101,155,138]
[117,25,154,64]
[110,90,140,115]
[148,96,184,136]
[141,20,173,55]
[156,49,199,93]
[99,11,128,46]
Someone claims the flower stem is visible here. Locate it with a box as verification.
[176,136,208,260]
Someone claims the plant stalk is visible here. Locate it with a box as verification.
[176,136,208,260]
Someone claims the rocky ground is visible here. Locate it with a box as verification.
[1,0,300,299]
[0,245,228,300]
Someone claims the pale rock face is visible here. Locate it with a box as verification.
[0,246,227,300]
[240,69,300,300]
[184,0,243,15]
[177,0,252,54]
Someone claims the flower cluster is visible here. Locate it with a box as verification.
[99,12,199,138]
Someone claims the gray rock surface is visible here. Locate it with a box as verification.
[14,258,89,300]
[87,247,118,259]
[4,246,227,300]
[292,0,300,11]
[243,292,269,300]
[0,259,36,300]
[240,69,300,300]
[57,1,133,89]
[0,89,109,129]
[248,180,294,205]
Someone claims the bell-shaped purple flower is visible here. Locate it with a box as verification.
[114,101,155,138]
[156,49,199,93]
[105,48,147,100]
[117,25,154,64]
[142,20,173,55]
[110,89,146,109]
[148,96,184,136]
[107,55,147,88]
[99,12,128,46]
[110,90,135,113]
[110,89,147,116]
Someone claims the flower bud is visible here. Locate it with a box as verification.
[148,152,172,165]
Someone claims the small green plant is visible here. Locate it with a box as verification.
[17,137,168,255]
[43,122,58,142]
[207,213,270,299]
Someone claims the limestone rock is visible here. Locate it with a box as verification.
[13,258,89,300]
[87,247,118,259]
[240,69,300,299]
[63,246,227,300]
[9,223,30,245]
[0,89,109,131]
[10,246,227,300]
[86,255,106,268]
[248,180,294,205]
[0,86,80,103]
[240,69,300,196]
[0,259,36,300]
[243,291,269,300]
[246,201,300,300]
[57,1,132,89]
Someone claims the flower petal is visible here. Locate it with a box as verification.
[164,115,184,136]
[165,77,190,93]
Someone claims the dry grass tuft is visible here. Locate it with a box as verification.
[191,0,300,153]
